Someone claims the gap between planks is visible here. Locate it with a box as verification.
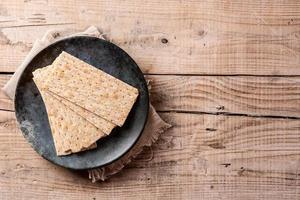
[145,73,300,77]
[159,110,300,120]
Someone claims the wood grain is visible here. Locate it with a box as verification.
[0,75,13,111]
[149,75,300,117]
[0,110,299,200]
[1,1,300,199]
[1,74,300,118]
[0,0,300,74]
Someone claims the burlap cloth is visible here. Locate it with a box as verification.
[2,26,171,182]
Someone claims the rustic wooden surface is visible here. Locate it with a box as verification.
[0,1,300,199]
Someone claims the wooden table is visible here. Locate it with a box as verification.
[0,1,300,199]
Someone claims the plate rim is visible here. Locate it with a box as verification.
[14,35,149,170]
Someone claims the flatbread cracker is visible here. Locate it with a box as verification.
[33,78,105,156]
[33,66,116,135]
[33,52,139,126]
[49,91,116,135]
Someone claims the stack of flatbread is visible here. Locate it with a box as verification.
[32,52,139,156]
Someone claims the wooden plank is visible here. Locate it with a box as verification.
[149,75,300,117]
[0,75,13,111]
[0,0,300,74]
[2,74,300,117]
[0,110,299,199]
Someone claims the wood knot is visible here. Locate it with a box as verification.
[161,38,168,44]
[208,142,225,149]
[216,105,225,110]
[206,128,217,132]
[221,163,231,167]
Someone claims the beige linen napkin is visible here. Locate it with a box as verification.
[2,26,171,182]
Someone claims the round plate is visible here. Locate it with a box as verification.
[15,36,149,170]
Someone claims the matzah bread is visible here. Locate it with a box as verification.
[33,52,139,126]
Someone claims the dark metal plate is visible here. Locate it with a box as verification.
[14,36,149,170]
